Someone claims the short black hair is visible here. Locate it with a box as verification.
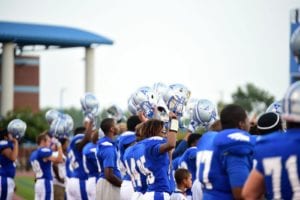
[0,128,8,140]
[100,118,115,135]
[220,104,247,129]
[174,168,190,185]
[74,127,86,136]
[127,115,141,131]
[187,133,201,147]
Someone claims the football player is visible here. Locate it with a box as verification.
[0,119,26,200]
[96,118,122,200]
[30,132,63,200]
[243,81,300,199]
[197,104,255,199]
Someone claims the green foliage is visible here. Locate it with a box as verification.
[0,107,86,143]
[231,83,275,114]
[0,108,48,142]
[15,175,35,199]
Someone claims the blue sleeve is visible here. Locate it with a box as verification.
[225,154,252,188]
[39,148,52,158]
[102,147,117,168]
[172,140,188,159]
[150,143,162,157]
[0,140,9,152]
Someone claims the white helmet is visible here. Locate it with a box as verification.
[131,86,158,119]
[7,119,27,140]
[282,81,300,122]
[153,82,169,99]
[164,84,191,117]
[45,109,61,125]
[291,27,300,64]
[266,100,282,114]
[49,116,72,139]
[80,93,99,117]
[128,94,138,115]
[106,104,124,122]
[192,99,217,129]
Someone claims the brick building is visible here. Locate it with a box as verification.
[0,55,40,112]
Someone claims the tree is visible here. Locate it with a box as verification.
[231,83,275,114]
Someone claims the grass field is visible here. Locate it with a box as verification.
[15,175,35,199]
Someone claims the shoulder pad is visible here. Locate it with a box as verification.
[215,129,255,156]
[100,141,113,146]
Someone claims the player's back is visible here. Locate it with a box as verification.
[30,147,53,179]
[0,140,15,178]
[97,136,121,179]
[82,142,100,179]
[143,136,171,193]
[123,141,148,194]
[255,129,300,200]
[66,134,88,179]
[178,146,198,181]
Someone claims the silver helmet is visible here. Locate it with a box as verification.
[164,83,191,117]
[192,99,217,129]
[45,109,61,125]
[80,93,100,117]
[282,81,300,122]
[7,119,27,140]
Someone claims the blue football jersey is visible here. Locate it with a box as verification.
[123,142,147,193]
[197,129,255,199]
[30,147,53,179]
[178,146,198,181]
[142,136,171,193]
[66,134,88,179]
[83,142,101,179]
[97,136,121,179]
[255,129,300,200]
[0,140,16,178]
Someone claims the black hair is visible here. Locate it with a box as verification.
[0,128,8,140]
[74,127,86,136]
[220,104,247,129]
[127,115,141,131]
[187,133,201,147]
[100,118,115,135]
[174,168,190,185]
[286,121,300,129]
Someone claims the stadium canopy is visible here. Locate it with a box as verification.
[0,21,114,116]
[0,21,113,47]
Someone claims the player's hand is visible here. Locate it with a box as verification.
[169,111,177,119]
[52,137,61,148]
[138,111,148,122]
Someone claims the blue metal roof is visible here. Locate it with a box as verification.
[0,21,113,47]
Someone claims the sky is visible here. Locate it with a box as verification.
[0,0,299,111]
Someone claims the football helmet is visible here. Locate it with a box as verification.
[282,81,300,122]
[106,104,124,122]
[45,109,61,125]
[164,84,191,117]
[80,93,99,117]
[153,82,169,99]
[49,117,71,139]
[291,27,300,64]
[128,94,138,115]
[266,100,282,114]
[131,86,158,119]
[7,119,27,140]
[61,114,74,133]
[192,99,217,129]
